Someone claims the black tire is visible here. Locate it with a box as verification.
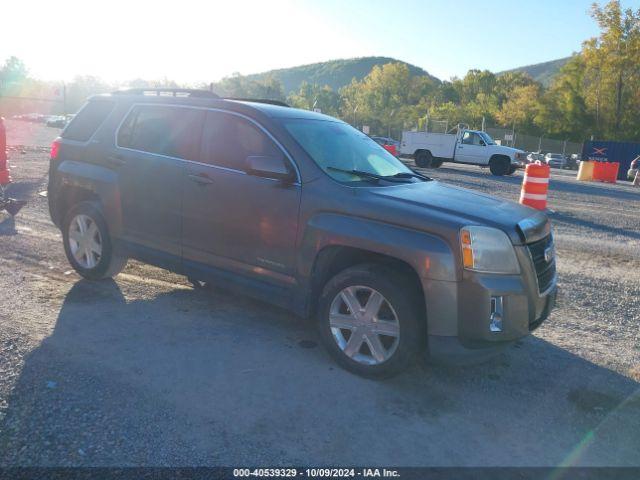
[431,158,444,168]
[507,165,518,175]
[415,150,433,168]
[317,263,423,378]
[62,201,127,280]
[489,156,510,176]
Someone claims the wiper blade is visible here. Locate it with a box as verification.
[388,170,432,182]
[326,166,411,183]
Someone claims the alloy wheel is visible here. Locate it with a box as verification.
[329,285,400,365]
[68,214,102,269]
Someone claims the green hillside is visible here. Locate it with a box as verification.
[246,56,439,94]
[500,57,572,86]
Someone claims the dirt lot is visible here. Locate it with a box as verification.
[0,119,639,466]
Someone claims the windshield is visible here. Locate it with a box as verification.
[478,131,496,145]
[282,119,412,184]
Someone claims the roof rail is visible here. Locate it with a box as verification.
[112,88,220,99]
[225,98,290,107]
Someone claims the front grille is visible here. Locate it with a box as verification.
[526,234,556,294]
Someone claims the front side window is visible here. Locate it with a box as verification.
[282,119,411,184]
[200,111,282,170]
[462,132,483,145]
[117,105,204,160]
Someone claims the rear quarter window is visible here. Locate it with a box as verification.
[62,100,115,142]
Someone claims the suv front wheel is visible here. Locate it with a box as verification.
[317,264,423,378]
[62,201,127,280]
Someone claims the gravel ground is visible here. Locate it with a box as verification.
[0,119,639,466]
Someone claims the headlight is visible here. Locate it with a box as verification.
[460,226,520,274]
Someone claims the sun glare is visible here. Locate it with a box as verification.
[1,0,367,83]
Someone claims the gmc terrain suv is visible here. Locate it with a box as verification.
[48,89,557,377]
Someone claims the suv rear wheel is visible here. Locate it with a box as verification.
[317,264,422,378]
[62,201,127,280]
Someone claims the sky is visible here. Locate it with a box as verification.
[1,0,639,84]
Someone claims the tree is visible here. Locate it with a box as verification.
[288,82,341,116]
[0,56,28,90]
[536,57,590,140]
[211,73,285,101]
[497,84,541,132]
[65,76,113,112]
[339,62,437,135]
[583,1,640,139]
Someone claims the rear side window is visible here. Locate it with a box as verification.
[62,100,115,141]
[117,105,204,160]
[200,111,281,170]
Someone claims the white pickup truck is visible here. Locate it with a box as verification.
[400,127,527,176]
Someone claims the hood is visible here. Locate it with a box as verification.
[496,145,525,156]
[368,181,548,245]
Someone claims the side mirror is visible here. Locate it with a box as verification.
[245,155,295,183]
[479,140,486,146]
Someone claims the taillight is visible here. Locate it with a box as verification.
[50,138,61,160]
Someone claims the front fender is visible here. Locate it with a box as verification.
[54,161,122,237]
[490,147,521,163]
[298,213,457,282]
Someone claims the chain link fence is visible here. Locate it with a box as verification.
[485,127,582,155]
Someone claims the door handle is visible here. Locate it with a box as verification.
[106,154,126,167]
[188,173,214,185]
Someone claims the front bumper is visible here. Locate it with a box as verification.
[421,244,557,364]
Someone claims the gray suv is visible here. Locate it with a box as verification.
[48,89,557,378]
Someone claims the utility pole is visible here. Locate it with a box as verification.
[62,83,67,116]
[481,116,485,132]
[388,109,395,139]
[352,105,358,127]
[538,134,544,153]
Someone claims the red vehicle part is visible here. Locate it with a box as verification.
[383,144,397,156]
[0,117,26,216]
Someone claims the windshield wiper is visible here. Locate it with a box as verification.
[387,170,432,182]
[326,166,412,183]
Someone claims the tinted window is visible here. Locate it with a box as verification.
[118,106,204,160]
[283,119,410,184]
[62,100,115,141]
[201,111,281,170]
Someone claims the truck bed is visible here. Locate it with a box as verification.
[400,131,457,159]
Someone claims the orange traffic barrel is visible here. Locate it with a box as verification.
[519,161,550,210]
